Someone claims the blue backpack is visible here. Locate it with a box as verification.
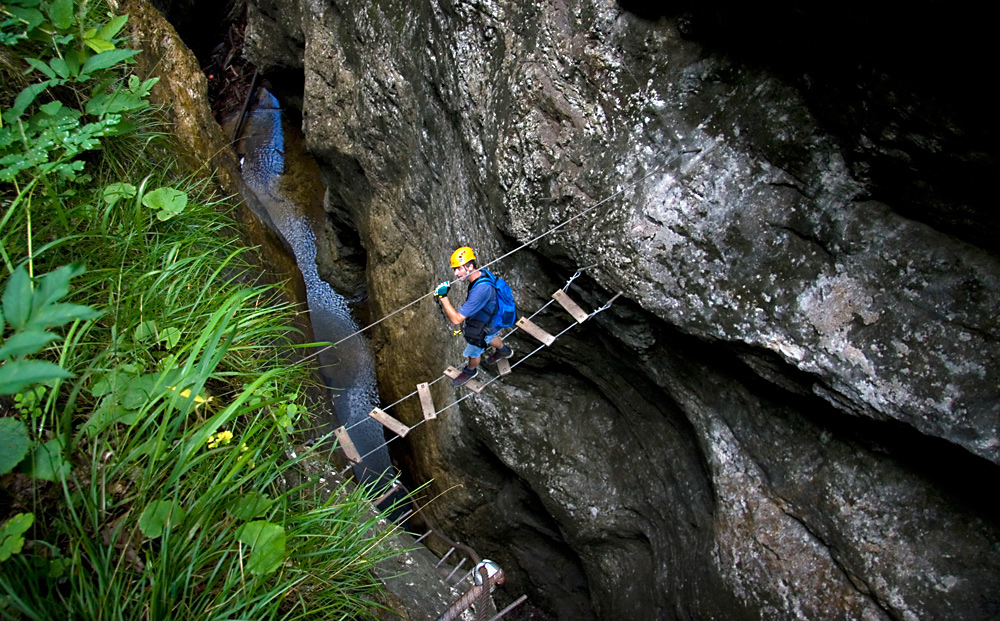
[472,269,517,330]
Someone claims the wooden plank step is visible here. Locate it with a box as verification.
[444,366,486,393]
[552,289,589,323]
[417,382,436,420]
[496,357,512,376]
[335,426,361,464]
[368,407,410,437]
[516,317,555,346]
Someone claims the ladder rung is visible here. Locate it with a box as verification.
[335,426,361,464]
[516,317,555,346]
[373,479,402,506]
[552,289,589,323]
[496,357,512,376]
[446,557,467,583]
[444,366,486,393]
[417,382,436,420]
[368,407,410,437]
[436,546,456,567]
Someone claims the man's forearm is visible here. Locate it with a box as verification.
[440,297,464,325]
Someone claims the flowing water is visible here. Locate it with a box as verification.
[238,88,396,491]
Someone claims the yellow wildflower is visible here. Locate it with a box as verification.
[206,430,234,450]
[166,385,214,409]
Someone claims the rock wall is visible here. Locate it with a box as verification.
[243,1,1000,618]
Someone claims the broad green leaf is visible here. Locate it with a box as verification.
[24,437,70,481]
[47,556,70,578]
[0,359,73,395]
[80,49,140,74]
[121,377,157,410]
[46,0,74,29]
[229,493,274,521]
[97,15,128,41]
[0,419,30,474]
[138,500,186,539]
[63,49,83,76]
[0,330,61,360]
[142,187,187,221]
[24,58,56,78]
[49,56,71,78]
[1,513,34,537]
[160,326,181,349]
[89,366,137,397]
[129,76,159,100]
[39,100,63,115]
[86,89,147,116]
[0,513,35,561]
[102,182,136,207]
[119,369,183,409]
[26,302,100,331]
[5,80,53,121]
[32,263,85,312]
[2,266,33,331]
[5,7,45,31]
[0,533,26,561]
[80,397,138,437]
[82,37,115,54]
[133,320,157,342]
[236,521,286,575]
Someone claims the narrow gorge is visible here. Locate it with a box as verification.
[153,0,999,618]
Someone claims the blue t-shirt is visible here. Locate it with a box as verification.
[459,277,493,318]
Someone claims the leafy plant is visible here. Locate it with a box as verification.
[138,500,185,539]
[0,263,100,395]
[0,418,30,474]
[236,520,287,576]
[1,0,157,185]
[0,513,34,562]
[142,185,187,221]
[21,436,70,480]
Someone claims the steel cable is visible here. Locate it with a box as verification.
[293,147,690,367]
[335,292,621,476]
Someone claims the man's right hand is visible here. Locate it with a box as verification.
[436,282,450,298]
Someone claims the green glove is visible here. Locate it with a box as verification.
[436,282,450,298]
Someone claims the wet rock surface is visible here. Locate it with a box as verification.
[242,1,1000,618]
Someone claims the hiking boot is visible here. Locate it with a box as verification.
[451,366,479,387]
[485,346,514,365]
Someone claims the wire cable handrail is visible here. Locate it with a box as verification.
[294,147,692,369]
[336,287,621,477]
[331,267,589,438]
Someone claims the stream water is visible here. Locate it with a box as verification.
[237,88,397,494]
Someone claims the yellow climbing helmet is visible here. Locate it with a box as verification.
[450,246,476,268]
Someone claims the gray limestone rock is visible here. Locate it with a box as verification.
[244,1,1000,619]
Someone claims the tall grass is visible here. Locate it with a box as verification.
[1,1,399,618]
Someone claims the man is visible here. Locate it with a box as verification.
[436,246,514,386]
